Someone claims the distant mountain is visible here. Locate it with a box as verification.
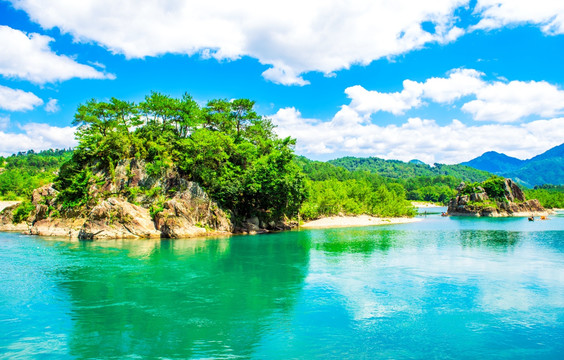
[460,151,526,174]
[460,143,564,187]
[327,156,492,182]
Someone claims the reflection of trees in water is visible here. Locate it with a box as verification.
[459,230,521,250]
[310,229,406,254]
[54,233,310,359]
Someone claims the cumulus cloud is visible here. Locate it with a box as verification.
[9,0,468,85]
[346,81,424,115]
[421,68,485,103]
[474,0,564,34]
[462,80,564,122]
[346,68,485,115]
[0,25,114,84]
[0,85,43,111]
[271,106,564,164]
[9,1,564,85]
[44,98,60,113]
[0,123,77,156]
[346,69,564,122]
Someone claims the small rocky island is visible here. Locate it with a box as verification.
[447,177,551,217]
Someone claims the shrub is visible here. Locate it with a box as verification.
[13,202,35,223]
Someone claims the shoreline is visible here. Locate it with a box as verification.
[301,215,421,229]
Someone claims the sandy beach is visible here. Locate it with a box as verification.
[0,201,20,212]
[301,215,421,229]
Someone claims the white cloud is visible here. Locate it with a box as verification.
[0,25,114,84]
[0,85,43,111]
[346,70,564,122]
[44,98,60,113]
[10,0,468,85]
[8,1,564,85]
[346,68,484,115]
[462,80,564,122]
[271,106,564,164]
[474,0,564,35]
[0,123,77,156]
[346,81,424,115]
[421,68,485,103]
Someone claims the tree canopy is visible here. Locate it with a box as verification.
[56,92,306,222]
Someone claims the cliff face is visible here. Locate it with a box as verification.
[447,178,550,217]
[0,159,234,240]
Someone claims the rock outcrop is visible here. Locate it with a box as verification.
[79,198,161,240]
[0,203,29,232]
[154,183,232,238]
[447,178,551,217]
[0,165,235,240]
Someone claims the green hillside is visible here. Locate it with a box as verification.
[0,149,73,200]
[328,156,492,182]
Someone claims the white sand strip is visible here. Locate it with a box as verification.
[301,215,421,229]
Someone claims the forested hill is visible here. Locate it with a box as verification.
[0,149,72,200]
[461,143,564,187]
[296,156,477,205]
[328,156,492,182]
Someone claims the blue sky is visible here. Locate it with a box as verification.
[1,0,563,163]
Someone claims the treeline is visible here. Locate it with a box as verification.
[525,185,564,209]
[329,156,492,182]
[295,157,415,218]
[0,149,72,200]
[296,156,458,206]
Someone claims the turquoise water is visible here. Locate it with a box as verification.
[1,211,564,359]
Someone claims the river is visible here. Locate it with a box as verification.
[1,210,563,359]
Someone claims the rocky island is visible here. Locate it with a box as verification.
[0,160,249,240]
[0,94,305,240]
[447,177,551,217]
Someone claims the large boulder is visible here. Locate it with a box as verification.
[79,198,161,240]
[154,182,232,238]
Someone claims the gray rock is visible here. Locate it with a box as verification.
[79,198,161,240]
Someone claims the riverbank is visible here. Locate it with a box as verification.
[301,215,421,229]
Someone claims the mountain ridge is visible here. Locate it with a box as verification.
[459,143,564,187]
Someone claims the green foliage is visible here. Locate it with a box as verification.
[54,158,92,210]
[297,157,461,206]
[149,199,165,220]
[12,201,35,223]
[56,92,307,223]
[0,149,72,200]
[299,179,415,220]
[481,176,506,200]
[329,156,492,182]
[525,185,564,208]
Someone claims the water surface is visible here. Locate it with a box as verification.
[1,211,564,359]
